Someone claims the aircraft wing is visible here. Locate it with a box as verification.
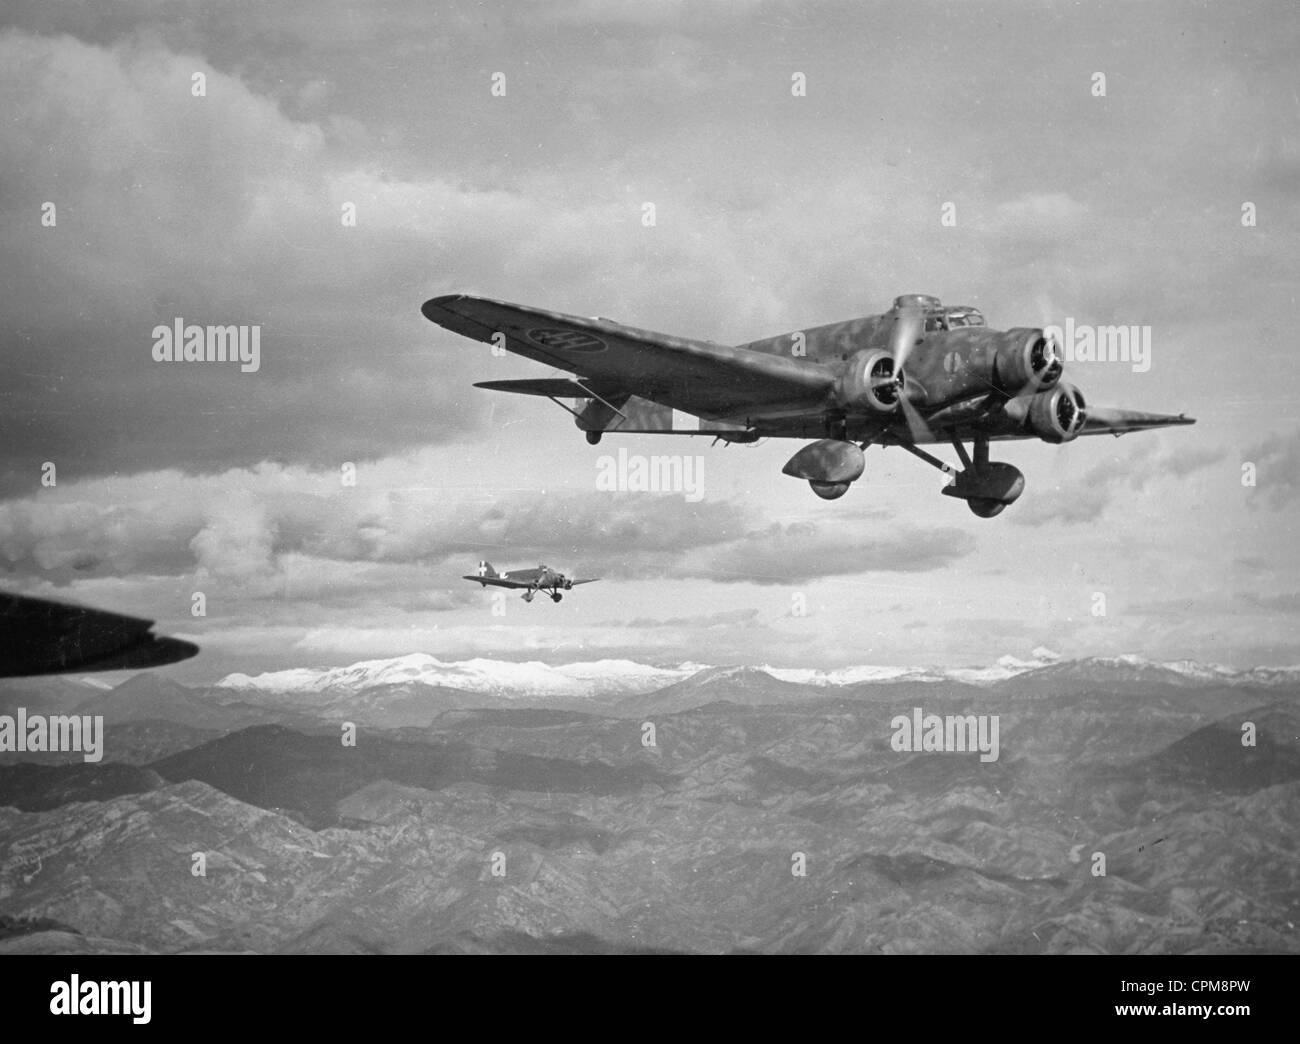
[0,591,199,678]
[1079,406,1196,436]
[474,378,627,399]
[461,575,531,590]
[424,294,834,418]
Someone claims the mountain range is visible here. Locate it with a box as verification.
[1,650,1296,740]
[1,649,1297,954]
[215,649,1300,702]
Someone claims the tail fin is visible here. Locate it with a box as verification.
[477,561,496,578]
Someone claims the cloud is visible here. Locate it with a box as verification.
[992,192,1089,236]
[675,520,977,584]
[189,491,277,582]
[1241,591,1300,614]
[1161,445,1227,478]
[0,4,1294,677]
[532,0,759,28]
[0,30,792,489]
[1244,428,1300,509]
[1011,440,1220,526]
[0,31,468,482]
[0,457,747,589]
[618,607,762,629]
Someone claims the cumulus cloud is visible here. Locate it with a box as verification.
[0,4,1290,677]
[1011,440,1223,526]
[190,491,277,582]
[0,30,793,489]
[0,457,747,589]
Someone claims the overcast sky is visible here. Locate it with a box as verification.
[1,0,1296,680]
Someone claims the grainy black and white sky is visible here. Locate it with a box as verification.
[1,0,1296,679]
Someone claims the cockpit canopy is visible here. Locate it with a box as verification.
[939,305,985,329]
[891,295,985,331]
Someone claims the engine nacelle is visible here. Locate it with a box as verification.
[994,328,1063,394]
[835,350,899,413]
[1026,382,1087,443]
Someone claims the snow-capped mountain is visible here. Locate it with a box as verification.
[1001,653,1300,690]
[764,648,1065,687]
[213,648,1300,702]
[763,664,944,686]
[218,653,697,700]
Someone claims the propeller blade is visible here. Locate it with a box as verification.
[898,387,934,443]
[888,306,930,442]
[889,308,925,376]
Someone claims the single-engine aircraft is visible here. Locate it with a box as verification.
[462,561,599,603]
[423,293,1195,517]
[0,591,199,678]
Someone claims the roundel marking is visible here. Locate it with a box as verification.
[527,328,607,353]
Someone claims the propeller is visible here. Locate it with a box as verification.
[880,306,933,443]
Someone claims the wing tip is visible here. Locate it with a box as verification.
[421,294,467,323]
[150,635,200,668]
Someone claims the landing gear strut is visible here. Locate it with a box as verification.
[897,436,1025,518]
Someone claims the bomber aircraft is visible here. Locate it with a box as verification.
[423,293,1194,517]
[0,591,199,678]
[462,561,599,603]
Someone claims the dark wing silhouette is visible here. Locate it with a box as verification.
[0,591,199,678]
